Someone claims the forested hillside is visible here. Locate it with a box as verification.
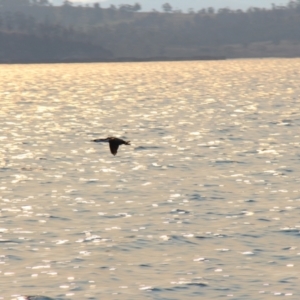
[1,0,300,62]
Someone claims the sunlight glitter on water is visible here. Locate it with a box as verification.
[1,59,300,299]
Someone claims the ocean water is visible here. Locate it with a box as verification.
[0,59,300,300]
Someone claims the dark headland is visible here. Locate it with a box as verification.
[1,1,300,64]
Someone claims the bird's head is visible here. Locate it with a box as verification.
[91,138,110,143]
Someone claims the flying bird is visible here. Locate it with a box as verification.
[91,137,130,156]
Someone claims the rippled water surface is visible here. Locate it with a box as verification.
[1,59,300,299]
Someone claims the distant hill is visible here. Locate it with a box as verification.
[1,0,300,63]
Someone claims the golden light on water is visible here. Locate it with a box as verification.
[1,59,300,299]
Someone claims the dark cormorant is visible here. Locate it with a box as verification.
[91,137,130,156]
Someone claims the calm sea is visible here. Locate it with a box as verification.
[1,60,300,299]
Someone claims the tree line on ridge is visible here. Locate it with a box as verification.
[1,0,300,62]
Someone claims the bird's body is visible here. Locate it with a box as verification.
[92,137,130,156]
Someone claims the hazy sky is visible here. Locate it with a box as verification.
[62,0,288,11]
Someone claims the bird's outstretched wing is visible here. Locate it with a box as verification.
[109,141,119,156]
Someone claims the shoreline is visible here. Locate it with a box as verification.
[0,55,226,64]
